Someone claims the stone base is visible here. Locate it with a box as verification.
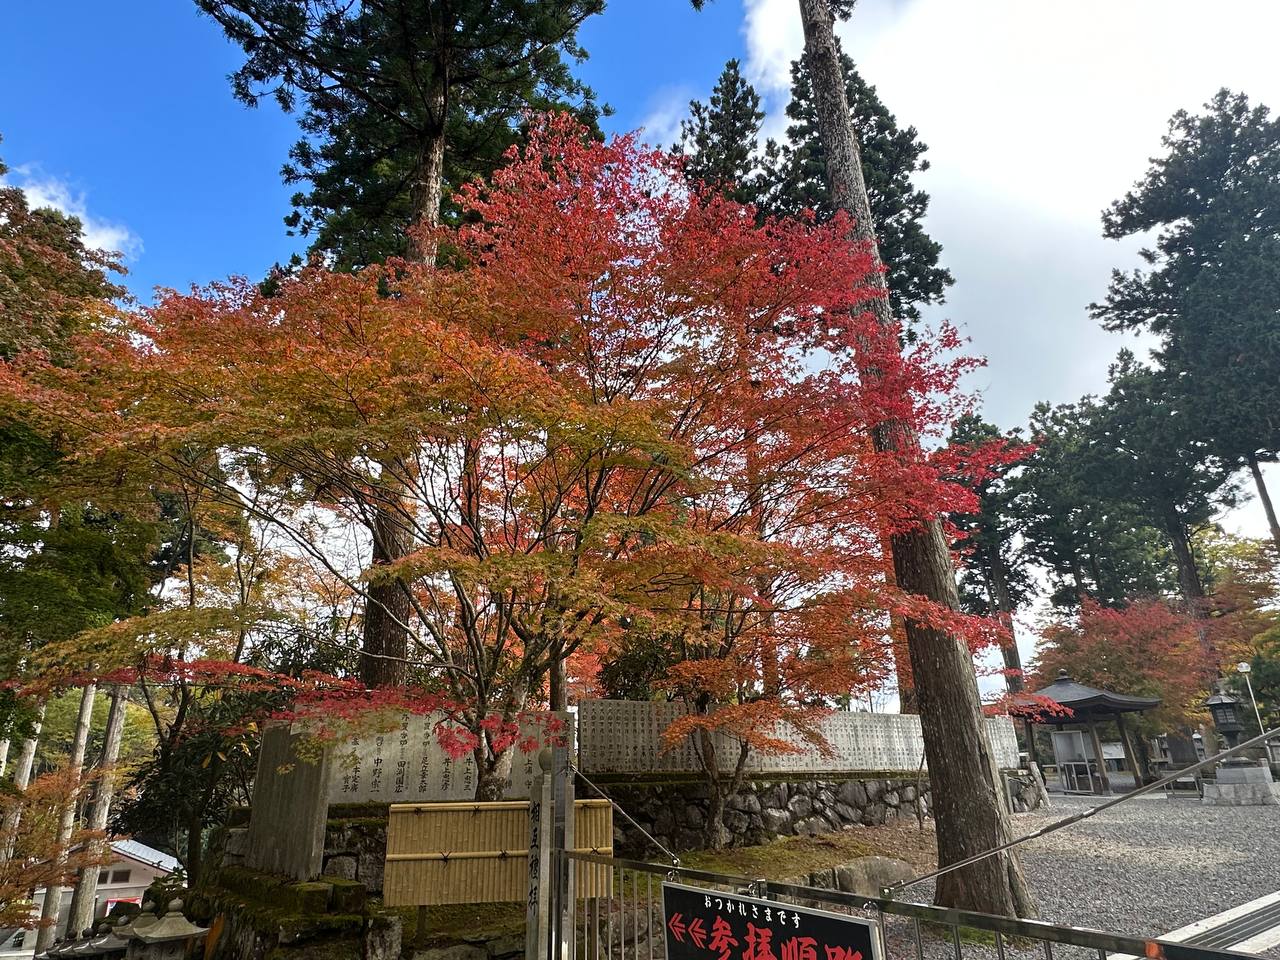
[1202,762,1280,806]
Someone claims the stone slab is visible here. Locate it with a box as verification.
[1216,762,1275,785]
[1202,780,1280,806]
[324,711,569,804]
[577,700,1020,774]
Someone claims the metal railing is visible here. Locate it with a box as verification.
[553,850,1255,960]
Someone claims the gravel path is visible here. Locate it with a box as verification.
[628,794,1280,960]
[1013,794,1280,940]
[876,793,1280,960]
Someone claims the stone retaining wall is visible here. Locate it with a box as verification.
[313,771,1042,894]
[601,776,933,857]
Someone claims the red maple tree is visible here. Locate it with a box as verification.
[1030,597,1212,729]
[2,115,1008,803]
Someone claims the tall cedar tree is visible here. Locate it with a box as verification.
[947,415,1030,692]
[1011,400,1173,609]
[676,54,954,327]
[198,0,603,690]
[676,59,766,206]
[689,0,1034,917]
[681,54,954,711]
[795,0,1033,918]
[198,0,603,269]
[769,49,953,709]
[1088,352,1236,622]
[1092,90,1280,552]
[764,50,952,326]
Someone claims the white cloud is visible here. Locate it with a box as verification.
[739,0,1280,544]
[636,85,696,151]
[3,166,142,260]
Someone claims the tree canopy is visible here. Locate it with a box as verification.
[1093,89,1280,550]
[763,49,952,325]
[2,117,1001,808]
[198,0,604,267]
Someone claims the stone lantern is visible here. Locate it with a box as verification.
[128,898,160,940]
[125,899,207,960]
[1202,682,1280,806]
[48,930,93,958]
[1206,686,1245,750]
[81,917,130,958]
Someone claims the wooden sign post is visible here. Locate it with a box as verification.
[526,750,554,960]
[552,736,575,960]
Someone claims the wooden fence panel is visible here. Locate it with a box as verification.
[383,799,612,906]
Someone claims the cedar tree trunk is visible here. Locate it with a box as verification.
[987,545,1024,693]
[360,487,416,687]
[0,701,44,861]
[1163,511,1206,610]
[360,80,447,686]
[882,528,916,712]
[795,0,1035,917]
[35,684,96,952]
[66,686,128,935]
[1247,451,1280,554]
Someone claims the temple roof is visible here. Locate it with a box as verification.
[1023,669,1161,721]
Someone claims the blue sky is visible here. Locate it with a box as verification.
[0,0,747,301]
[6,0,1280,607]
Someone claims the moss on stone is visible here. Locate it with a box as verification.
[328,878,367,913]
[276,912,364,944]
[285,881,334,914]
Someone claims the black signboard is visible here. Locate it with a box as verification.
[662,882,880,960]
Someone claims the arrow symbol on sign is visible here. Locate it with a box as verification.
[688,918,707,948]
[668,914,687,943]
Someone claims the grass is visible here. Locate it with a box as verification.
[681,832,877,880]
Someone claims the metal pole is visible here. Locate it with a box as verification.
[1243,672,1275,763]
[1243,672,1265,737]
